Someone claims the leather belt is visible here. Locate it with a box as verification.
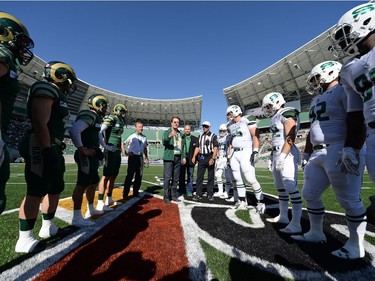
[233,148,244,152]
[313,144,329,150]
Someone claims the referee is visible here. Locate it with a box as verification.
[192,121,218,202]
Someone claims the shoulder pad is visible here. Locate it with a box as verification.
[246,115,256,123]
[280,107,299,118]
[77,110,97,125]
[30,81,59,101]
[103,114,115,123]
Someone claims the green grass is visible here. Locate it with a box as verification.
[200,239,289,281]
[1,163,374,277]
[235,210,252,224]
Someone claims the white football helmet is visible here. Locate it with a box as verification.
[331,3,375,57]
[219,123,227,137]
[261,92,285,117]
[306,61,342,95]
[226,105,242,120]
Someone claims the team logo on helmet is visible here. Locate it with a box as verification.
[43,61,77,95]
[261,92,285,117]
[113,104,127,116]
[88,94,109,117]
[219,123,227,137]
[0,11,34,65]
[226,105,242,121]
[306,61,342,95]
[331,3,375,57]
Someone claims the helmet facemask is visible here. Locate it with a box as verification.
[331,3,375,57]
[306,73,324,95]
[261,92,285,117]
[226,105,242,121]
[0,13,34,66]
[219,124,227,137]
[88,94,109,117]
[331,23,363,57]
[43,61,77,95]
[113,104,127,120]
[10,32,34,66]
[306,61,342,95]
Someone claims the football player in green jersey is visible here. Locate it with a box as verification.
[69,94,108,227]
[0,11,34,215]
[15,61,77,253]
[97,104,127,211]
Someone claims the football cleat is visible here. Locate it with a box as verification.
[38,221,59,239]
[15,230,40,253]
[72,216,95,227]
[255,202,266,214]
[84,209,104,219]
[232,200,247,210]
[291,232,327,244]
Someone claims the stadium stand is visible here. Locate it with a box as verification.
[6,56,202,160]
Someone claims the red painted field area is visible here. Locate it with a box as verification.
[36,196,190,281]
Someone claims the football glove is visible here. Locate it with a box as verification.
[301,153,310,171]
[276,153,287,172]
[105,145,117,152]
[337,147,360,176]
[41,147,59,182]
[250,151,259,166]
[0,140,5,167]
[267,159,272,172]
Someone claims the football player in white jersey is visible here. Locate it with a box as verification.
[214,124,233,199]
[226,105,265,212]
[291,61,366,260]
[261,92,302,234]
[331,3,375,228]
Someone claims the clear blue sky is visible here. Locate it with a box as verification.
[3,1,362,133]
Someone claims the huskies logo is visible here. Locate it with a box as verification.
[181,193,375,280]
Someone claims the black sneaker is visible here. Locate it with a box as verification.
[208,195,214,202]
[164,198,171,205]
[192,195,202,202]
[172,197,181,202]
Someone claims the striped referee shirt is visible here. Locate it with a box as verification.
[198,132,218,155]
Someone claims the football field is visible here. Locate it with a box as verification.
[1,163,374,280]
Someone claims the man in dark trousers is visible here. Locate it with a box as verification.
[179,125,199,198]
[192,121,218,202]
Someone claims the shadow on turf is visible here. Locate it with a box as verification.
[144,185,163,195]
[0,225,79,273]
[33,197,166,280]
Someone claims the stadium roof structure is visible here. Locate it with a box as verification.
[223,26,350,114]
[16,56,202,128]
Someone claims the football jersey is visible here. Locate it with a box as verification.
[228,115,257,148]
[75,110,102,148]
[0,45,20,135]
[102,114,125,148]
[270,107,300,147]
[27,81,70,142]
[309,84,347,145]
[340,47,375,126]
[217,134,231,157]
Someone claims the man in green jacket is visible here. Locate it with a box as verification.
[162,116,182,204]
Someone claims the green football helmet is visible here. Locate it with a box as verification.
[43,61,77,95]
[0,11,34,65]
[88,94,109,117]
[113,103,127,117]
